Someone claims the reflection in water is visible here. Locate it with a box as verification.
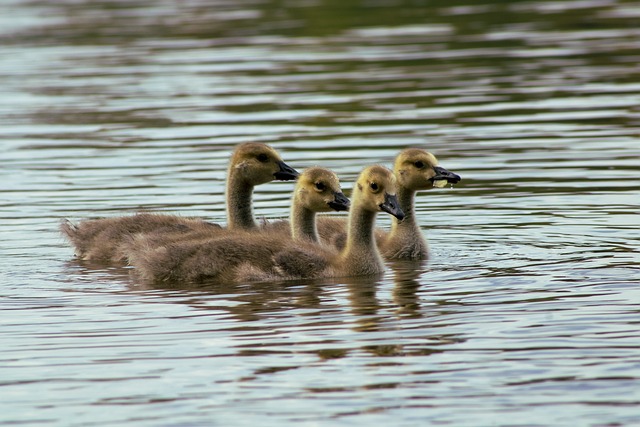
[2,0,640,425]
[390,260,427,318]
[61,259,133,286]
[346,275,383,332]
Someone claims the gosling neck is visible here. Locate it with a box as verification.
[341,204,384,274]
[291,202,318,242]
[226,171,257,230]
[390,186,419,236]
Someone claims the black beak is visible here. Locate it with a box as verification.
[274,161,300,181]
[379,193,405,221]
[432,166,461,184]
[327,191,350,212]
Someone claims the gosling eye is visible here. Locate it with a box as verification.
[370,182,379,192]
[257,153,269,162]
[414,160,424,169]
[315,182,326,191]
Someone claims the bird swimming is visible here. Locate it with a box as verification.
[60,142,299,262]
[316,148,461,260]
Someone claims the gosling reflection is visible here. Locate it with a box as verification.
[342,260,427,332]
[63,259,132,285]
[70,256,466,363]
[390,260,427,318]
[125,264,424,332]
[68,256,426,328]
[345,274,384,332]
[132,277,310,323]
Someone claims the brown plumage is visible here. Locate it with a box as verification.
[126,165,404,284]
[60,142,299,262]
[316,148,461,261]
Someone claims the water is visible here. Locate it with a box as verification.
[1,0,639,425]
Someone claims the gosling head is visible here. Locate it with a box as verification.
[355,165,405,220]
[230,142,299,185]
[295,167,350,213]
[394,148,461,191]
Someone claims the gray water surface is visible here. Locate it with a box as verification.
[1,0,639,425]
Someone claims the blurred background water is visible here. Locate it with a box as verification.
[1,0,639,425]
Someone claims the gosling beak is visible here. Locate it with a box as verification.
[274,161,300,181]
[328,191,350,212]
[432,166,461,184]
[379,193,405,221]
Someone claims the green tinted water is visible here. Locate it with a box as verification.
[1,0,639,425]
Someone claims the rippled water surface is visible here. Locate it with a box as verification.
[1,0,639,425]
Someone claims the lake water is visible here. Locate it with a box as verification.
[1,0,639,425]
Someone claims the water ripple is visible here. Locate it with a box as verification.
[1,0,640,425]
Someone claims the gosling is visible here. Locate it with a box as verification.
[60,142,299,262]
[317,148,461,260]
